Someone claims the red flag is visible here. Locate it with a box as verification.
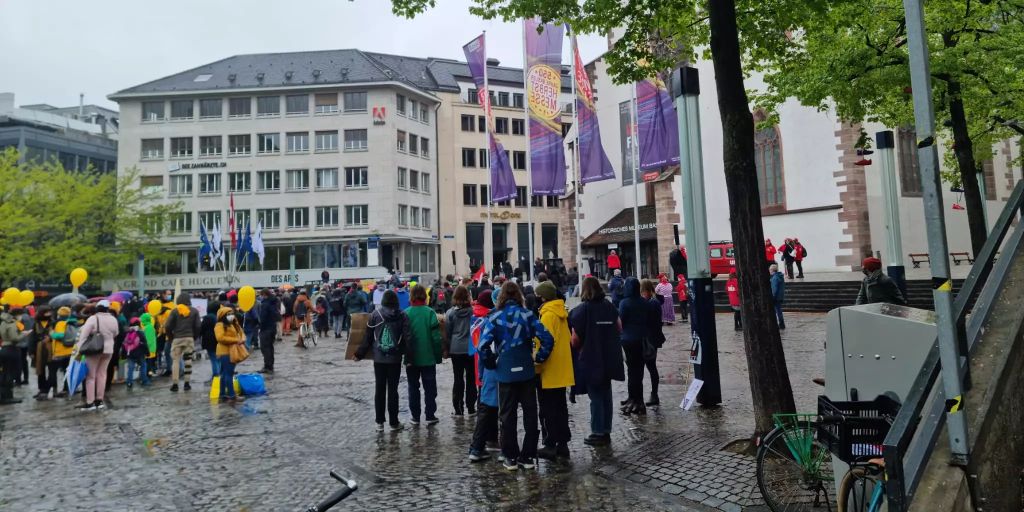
[472,264,486,284]
[229,192,237,249]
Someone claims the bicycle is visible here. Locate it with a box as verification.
[298,317,318,348]
[837,457,887,512]
[755,394,900,512]
[303,470,357,512]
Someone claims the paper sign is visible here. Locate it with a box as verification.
[688,331,702,365]
[681,379,704,411]
[192,298,208,318]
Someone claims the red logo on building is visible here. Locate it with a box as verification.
[372,106,386,125]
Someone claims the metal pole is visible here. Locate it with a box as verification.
[976,172,989,232]
[673,66,720,406]
[482,31,494,278]
[521,22,536,281]
[902,0,970,464]
[136,253,146,298]
[877,130,907,298]
[630,84,642,277]
[569,34,584,278]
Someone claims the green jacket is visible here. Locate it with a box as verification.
[0,312,20,347]
[404,305,441,366]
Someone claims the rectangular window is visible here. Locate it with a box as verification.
[422,208,431,229]
[315,168,338,190]
[257,170,280,192]
[498,92,509,107]
[410,206,420,228]
[542,223,559,258]
[396,130,407,152]
[343,91,367,112]
[478,116,486,132]
[199,98,222,118]
[531,195,543,207]
[409,169,420,192]
[233,209,251,234]
[169,175,192,196]
[198,211,221,230]
[315,130,339,152]
[461,114,475,132]
[198,173,221,194]
[345,166,368,189]
[169,212,192,234]
[170,137,193,158]
[228,97,251,118]
[398,204,408,227]
[495,117,509,134]
[397,167,407,189]
[286,207,309,229]
[462,184,477,206]
[286,169,309,191]
[513,93,524,108]
[286,132,309,153]
[141,139,163,160]
[480,184,489,205]
[140,175,163,193]
[466,223,484,270]
[257,208,280,230]
[409,134,419,154]
[314,93,338,114]
[461,148,476,168]
[897,127,922,197]
[256,96,280,117]
[344,129,368,151]
[396,94,407,115]
[199,136,222,156]
[515,186,527,207]
[547,196,558,208]
[345,205,368,226]
[286,94,309,115]
[420,105,429,124]
[258,133,280,154]
[512,119,525,135]
[409,100,419,121]
[142,101,164,122]
[228,134,251,155]
[513,151,526,170]
[421,172,431,194]
[421,138,430,158]
[170,100,194,120]
[479,148,488,168]
[228,172,250,192]
[467,88,478,104]
[316,206,339,228]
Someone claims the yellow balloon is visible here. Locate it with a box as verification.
[18,290,34,307]
[147,299,162,316]
[2,288,19,305]
[237,286,256,312]
[70,268,88,288]
[0,297,7,305]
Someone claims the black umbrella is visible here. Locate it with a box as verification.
[48,292,87,308]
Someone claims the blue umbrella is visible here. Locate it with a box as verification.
[65,356,88,395]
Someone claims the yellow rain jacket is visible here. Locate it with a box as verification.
[534,299,575,389]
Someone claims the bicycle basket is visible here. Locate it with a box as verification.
[816,395,901,464]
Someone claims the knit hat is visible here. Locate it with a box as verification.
[57,306,71,317]
[862,257,883,272]
[475,290,494,309]
[535,281,557,301]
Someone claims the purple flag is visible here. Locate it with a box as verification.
[463,34,517,202]
[572,35,615,183]
[636,75,680,171]
[524,18,566,196]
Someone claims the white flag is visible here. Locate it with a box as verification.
[252,221,265,265]
[210,222,223,268]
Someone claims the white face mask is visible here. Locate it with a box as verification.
[226,315,235,323]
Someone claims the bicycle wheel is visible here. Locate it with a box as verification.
[837,466,884,512]
[756,422,836,511]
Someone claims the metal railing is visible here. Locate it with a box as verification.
[883,179,1024,510]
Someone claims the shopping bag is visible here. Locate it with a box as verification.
[209,376,221,400]
[64,356,88,395]
[236,373,266,396]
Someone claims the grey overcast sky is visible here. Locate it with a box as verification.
[0,0,608,111]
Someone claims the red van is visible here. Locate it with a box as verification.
[708,241,735,277]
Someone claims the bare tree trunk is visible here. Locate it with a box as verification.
[707,0,796,435]
[946,78,988,256]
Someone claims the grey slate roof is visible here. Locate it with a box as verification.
[110,49,571,100]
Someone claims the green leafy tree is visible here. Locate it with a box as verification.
[0,149,180,286]
[391,0,806,434]
[750,0,1024,256]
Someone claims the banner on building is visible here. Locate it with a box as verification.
[463,33,517,202]
[524,18,566,196]
[571,34,615,184]
[619,100,637,185]
[636,74,680,171]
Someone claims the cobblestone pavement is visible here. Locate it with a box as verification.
[0,312,826,511]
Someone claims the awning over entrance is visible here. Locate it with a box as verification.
[581,206,658,247]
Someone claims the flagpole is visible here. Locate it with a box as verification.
[630,83,642,278]
[522,20,536,281]
[482,30,494,279]
[569,33,584,277]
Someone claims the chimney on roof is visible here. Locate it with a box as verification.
[285,71,293,81]
[340,68,349,80]
[486,58,500,67]
[228,73,237,83]
[256,72,265,83]
[313,69,321,79]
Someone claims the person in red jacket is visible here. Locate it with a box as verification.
[726,272,741,330]
[793,238,807,278]
[606,250,621,279]
[674,275,688,322]
[765,239,777,266]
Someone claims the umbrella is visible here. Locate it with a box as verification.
[48,293,87,308]
[65,356,88,395]
[113,291,133,301]
[88,296,105,303]
[279,284,295,290]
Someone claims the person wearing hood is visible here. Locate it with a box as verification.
[162,293,200,392]
[257,289,282,374]
[243,301,261,351]
[606,250,621,280]
[293,290,312,348]
[139,312,158,379]
[608,269,625,307]
[344,284,369,335]
[121,317,149,389]
[533,281,574,461]
[45,306,78,399]
[765,239,778,265]
[569,276,624,446]
[74,300,120,410]
[467,290,498,461]
[0,307,25,404]
[444,285,476,417]
[855,257,907,306]
[404,285,442,425]
[214,306,246,402]
[199,302,220,385]
[769,264,786,330]
[478,282,555,471]
[355,290,411,431]
[617,277,649,415]
[30,307,54,400]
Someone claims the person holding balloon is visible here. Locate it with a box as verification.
[214,305,246,403]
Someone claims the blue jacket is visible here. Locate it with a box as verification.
[770,272,785,303]
[243,306,260,336]
[258,295,281,332]
[468,309,499,407]
[608,275,625,306]
[617,277,648,344]
[478,302,554,384]
[568,295,624,393]
[395,289,410,311]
